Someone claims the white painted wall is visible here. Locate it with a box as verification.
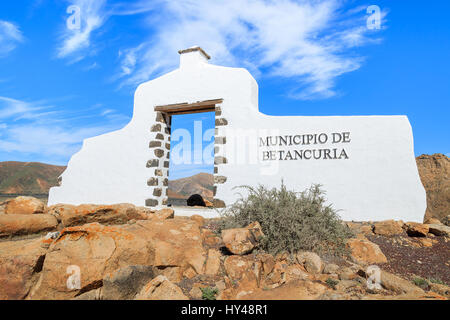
[48,49,426,222]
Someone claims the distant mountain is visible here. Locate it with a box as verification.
[168,172,214,200]
[0,161,215,201]
[0,161,66,195]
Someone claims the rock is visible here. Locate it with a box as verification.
[183,267,197,279]
[338,267,358,280]
[135,275,188,300]
[237,280,328,300]
[285,265,309,282]
[224,256,251,280]
[201,229,221,246]
[427,224,450,237]
[102,265,155,300]
[264,261,286,287]
[141,219,206,274]
[347,238,388,265]
[154,208,174,220]
[323,263,340,274]
[221,221,264,255]
[72,288,103,300]
[0,214,58,237]
[205,249,221,275]
[258,253,276,276]
[405,222,429,237]
[190,215,205,226]
[335,279,361,292]
[416,154,450,223]
[0,238,47,299]
[424,217,442,225]
[373,220,404,236]
[429,283,450,297]
[4,196,46,215]
[48,203,148,227]
[187,194,206,207]
[28,218,205,299]
[418,238,434,247]
[204,199,214,207]
[296,251,324,274]
[442,215,450,226]
[379,270,425,296]
[346,222,373,235]
[189,285,203,299]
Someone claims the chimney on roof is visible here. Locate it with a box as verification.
[178,46,210,68]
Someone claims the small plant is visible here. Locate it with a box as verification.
[217,182,354,256]
[428,278,444,285]
[325,278,339,290]
[201,287,218,300]
[412,277,429,290]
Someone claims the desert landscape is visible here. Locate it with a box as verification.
[0,154,448,300]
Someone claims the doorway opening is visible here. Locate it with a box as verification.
[146,99,228,208]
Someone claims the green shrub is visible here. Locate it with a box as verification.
[412,277,429,290]
[325,278,339,290]
[201,287,218,300]
[428,278,444,285]
[217,182,353,256]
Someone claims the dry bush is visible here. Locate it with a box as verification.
[218,183,353,256]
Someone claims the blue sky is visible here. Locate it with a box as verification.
[0,0,449,179]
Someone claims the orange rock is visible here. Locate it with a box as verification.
[296,251,324,274]
[205,249,221,275]
[190,215,205,226]
[221,221,264,255]
[28,218,205,299]
[238,279,328,300]
[204,199,214,207]
[405,222,429,237]
[257,253,276,276]
[201,229,222,246]
[0,214,58,237]
[48,203,148,227]
[135,275,188,300]
[4,196,46,215]
[347,238,388,265]
[285,265,309,282]
[224,256,252,280]
[418,238,434,247]
[373,220,404,236]
[154,208,174,220]
[0,238,47,300]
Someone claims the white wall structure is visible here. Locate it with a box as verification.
[48,47,427,222]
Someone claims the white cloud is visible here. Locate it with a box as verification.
[57,0,108,59]
[0,20,24,57]
[117,0,386,99]
[0,96,129,164]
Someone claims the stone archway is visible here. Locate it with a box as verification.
[145,99,228,208]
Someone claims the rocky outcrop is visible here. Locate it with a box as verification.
[373,220,404,236]
[296,252,324,274]
[221,221,264,255]
[416,154,450,223]
[3,196,46,215]
[47,203,150,227]
[0,206,448,301]
[26,218,205,300]
[0,214,58,238]
[347,238,388,265]
[0,238,47,299]
[135,275,188,300]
